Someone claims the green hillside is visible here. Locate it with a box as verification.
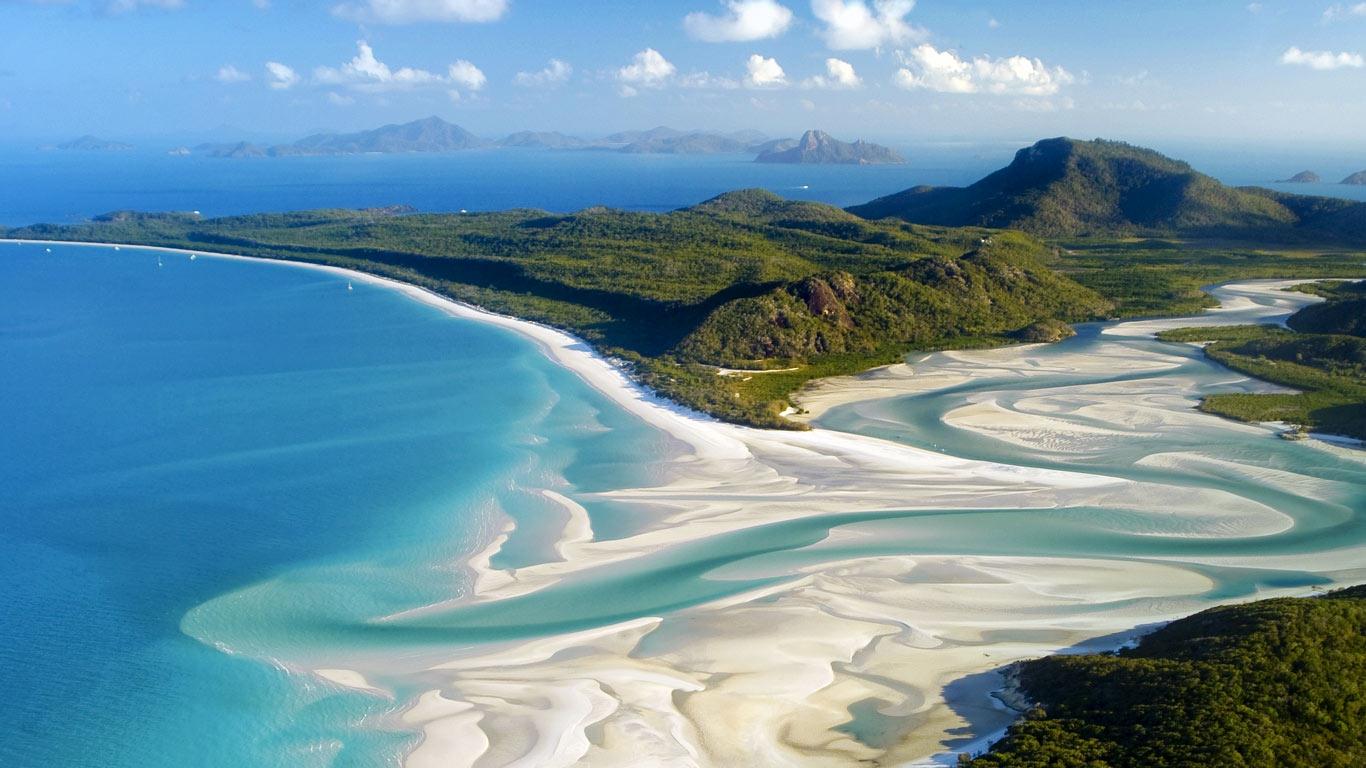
[965,586,1366,768]
[5,191,1109,428]
[850,138,1366,242]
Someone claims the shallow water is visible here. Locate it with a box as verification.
[3,245,1362,767]
[0,243,675,767]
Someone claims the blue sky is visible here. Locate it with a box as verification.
[2,0,1364,147]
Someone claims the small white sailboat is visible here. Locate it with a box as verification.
[347,281,354,291]
[190,253,198,261]
[157,255,164,268]
[45,247,52,253]
[114,246,121,251]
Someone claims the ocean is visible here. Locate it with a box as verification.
[3,142,1364,229]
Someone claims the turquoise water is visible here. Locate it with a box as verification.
[0,243,675,767]
[3,244,1363,766]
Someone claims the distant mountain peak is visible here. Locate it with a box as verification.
[849,137,1366,243]
[756,129,903,165]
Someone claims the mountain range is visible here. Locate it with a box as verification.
[190,117,898,164]
[849,137,1366,242]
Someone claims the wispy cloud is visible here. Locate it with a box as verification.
[264,61,299,90]
[332,0,507,24]
[1322,2,1366,22]
[309,41,485,97]
[802,57,861,88]
[514,59,572,87]
[894,44,1074,95]
[1281,45,1364,69]
[214,64,251,83]
[683,0,793,42]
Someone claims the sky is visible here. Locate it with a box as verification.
[1,0,1365,148]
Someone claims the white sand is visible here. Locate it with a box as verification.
[18,241,1362,766]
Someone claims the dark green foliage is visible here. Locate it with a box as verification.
[5,195,1108,428]
[850,138,1366,243]
[1156,306,1366,439]
[1286,281,1366,337]
[1053,239,1365,317]
[966,587,1366,768]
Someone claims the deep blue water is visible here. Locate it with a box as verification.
[2,142,1364,229]
[0,243,674,767]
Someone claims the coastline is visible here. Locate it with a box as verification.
[14,239,1365,768]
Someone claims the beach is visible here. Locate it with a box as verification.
[11,239,1364,767]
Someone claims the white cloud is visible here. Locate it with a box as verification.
[448,59,486,91]
[1281,45,1364,69]
[684,0,793,42]
[744,53,787,87]
[1322,2,1366,22]
[326,91,355,105]
[332,0,507,23]
[894,44,1074,95]
[617,48,676,88]
[802,57,860,88]
[105,0,184,12]
[679,71,741,89]
[215,64,251,83]
[811,0,920,50]
[314,42,445,91]
[987,17,999,28]
[265,62,299,90]
[514,58,572,87]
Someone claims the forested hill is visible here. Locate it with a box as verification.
[965,585,1366,768]
[849,137,1366,242]
[5,191,1110,428]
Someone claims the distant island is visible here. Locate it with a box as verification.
[1278,170,1321,183]
[52,135,134,152]
[1342,170,1366,185]
[184,116,902,165]
[756,129,904,165]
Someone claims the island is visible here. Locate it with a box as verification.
[53,135,134,151]
[8,138,1365,436]
[1277,170,1321,183]
[189,118,906,164]
[1342,170,1366,185]
[755,129,904,165]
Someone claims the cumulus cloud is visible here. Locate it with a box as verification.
[1322,2,1366,22]
[448,59,486,91]
[802,57,861,88]
[744,53,787,87]
[618,48,676,88]
[215,64,251,83]
[332,0,507,24]
[684,0,793,42]
[314,41,445,91]
[514,58,572,87]
[811,0,920,50]
[1281,46,1364,69]
[894,44,1073,95]
[265,62,299,90]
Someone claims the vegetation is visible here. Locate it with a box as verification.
[964,585,1366,768]
[4,191,1111,428]
[849,137,1366,243]
[1051,239,1365,317]
[1156,282,1366,439]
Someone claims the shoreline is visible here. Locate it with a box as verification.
[15,239,1365,767]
